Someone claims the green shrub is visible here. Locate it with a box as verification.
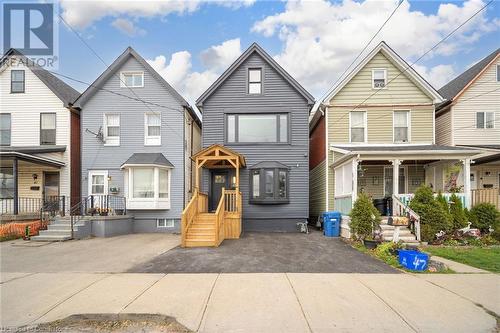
[350,193,381,240]
[410,186,452,242]
[449,194,468,230]
[491,229,500,242]
[468,203,500,232]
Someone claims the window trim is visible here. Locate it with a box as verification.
[0,166,14,199]
[349,111,367,144]
[497,64,500,82]
[371,68,387,89]
[247,67,263,95]
[40,112,57,145]
[125,166,171,210]
[88,170,109,196]
[157,219,175,228]
[392,110,411,143]
[120,71,144,88]
[225,113,290,145]
[249,167,290,204]
[103,113,120,146]
[144,113,161,146]
[476,111,495,129]
[0,113,11,146]
[11,70,25,93]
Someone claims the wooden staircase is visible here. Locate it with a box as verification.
[181,188,242,247]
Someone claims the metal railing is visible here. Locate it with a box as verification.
[0,196,65,216]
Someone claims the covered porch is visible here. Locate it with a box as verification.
[181,144,246,247]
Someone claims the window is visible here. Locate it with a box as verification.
[11,70,25,93]
[250,167,289,204]
[372,69,387,89]
[0,114,11,146]
[88,170,108,195]
[104,114,120,145]
[349,111,366,143]
[476,112,495,129]
[0,167,14,199]
[126,166,171,210]
[120,71,144,88]
[497,65,500,82]
[145,113,161,145]
[393,111,410,143]
[248,68,262,94]
[157,219,174,228]
[226,114,288,143]
[40,113,56,145]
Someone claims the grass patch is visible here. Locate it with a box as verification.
[423,246,500,273]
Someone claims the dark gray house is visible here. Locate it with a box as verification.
[75,47,201,234]
[195,43,314,232]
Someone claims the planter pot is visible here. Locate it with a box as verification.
[363,239,380,249]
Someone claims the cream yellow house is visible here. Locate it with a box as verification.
[309,42,478,229]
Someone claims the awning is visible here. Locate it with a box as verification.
[121,153,174,169]
[0,152,65,167]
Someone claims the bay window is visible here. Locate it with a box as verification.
[126,166,171,209]
[250,163,289,204]
[226,113,288,143]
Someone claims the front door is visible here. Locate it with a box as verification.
[43,172,60,212]
[210,171,229,211]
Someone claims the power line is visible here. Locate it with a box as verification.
[317,0,403,105]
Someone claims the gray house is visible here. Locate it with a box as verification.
[194,43,314,233]
[75,47,201,233]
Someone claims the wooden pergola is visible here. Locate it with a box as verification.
[192,144,246,190]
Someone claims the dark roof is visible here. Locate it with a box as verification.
[333,145,479,153]
[121,153,174,168]
[249,161,289,169]
[457,144,500,151]
[73,47,200,126]
[0,145,66,153]
[1,49,80,107]
[196,42,315,106]
[438,48,500,101]
[0,152,65,167]
[473,153,500,165]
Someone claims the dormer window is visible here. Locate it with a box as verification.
[372,69,387,89]
[120,71,144,88]
[248,68,262,94]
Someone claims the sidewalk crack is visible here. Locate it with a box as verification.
[120,273,167,313]
[196,273,220,333]
[285,273,313,333]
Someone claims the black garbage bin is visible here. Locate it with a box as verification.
[373,199,386,216]
[386,197,393,216]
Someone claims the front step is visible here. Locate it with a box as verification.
[31,232,72,242]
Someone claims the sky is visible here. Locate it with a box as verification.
[49,0,500,103]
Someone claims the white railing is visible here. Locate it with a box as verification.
[334,194,353,215]
[392,195,421,241]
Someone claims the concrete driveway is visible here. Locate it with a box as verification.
[129,231,398,273]
[0,234,180,273]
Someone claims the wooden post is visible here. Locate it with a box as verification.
[195,159,200,190]
[235,158,240,190]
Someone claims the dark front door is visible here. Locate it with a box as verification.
[210,171,229,211]
[43,172,60,212]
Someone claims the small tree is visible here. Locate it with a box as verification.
[468,203,500,232]
[449,194,467,230]
[350,193,381,240]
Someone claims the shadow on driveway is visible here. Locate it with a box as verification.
[128,231,398,273]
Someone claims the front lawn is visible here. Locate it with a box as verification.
[424,246,500,273]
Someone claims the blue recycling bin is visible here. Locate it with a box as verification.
[398,250,429,271]
[323,211,341,237]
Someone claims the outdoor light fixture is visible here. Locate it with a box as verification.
[32,174,38,182]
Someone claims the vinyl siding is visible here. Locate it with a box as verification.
[309,159,326,219]
[81,55,187,225]
[471,164,500,189]
[200,51,310,227]
[436,109,453,145]
[452,57,500,146]
[0,57,72,199]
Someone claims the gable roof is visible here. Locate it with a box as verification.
[321,41,444,104]
[438,48,500,101]
[196,42,315,107]
[1,49,80,107]
[73,47,200,125]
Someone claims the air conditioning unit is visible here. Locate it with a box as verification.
[374,81,385,88]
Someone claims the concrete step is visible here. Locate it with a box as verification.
[382,230,413,236]
[383,235,418,242]
[30,234,72,242]
[47,224,84,231]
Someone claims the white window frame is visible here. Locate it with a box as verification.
[103,114,120,146]
[120,71,144,88]
[372,68,387,89]
[144,113,161,146]
[125,166,171,210]
[248,68,262,94]
[349,111,367,143]
[393,110,411,143]
[88,170,108,196]
[157,218,175,228]
[476,111,495,129]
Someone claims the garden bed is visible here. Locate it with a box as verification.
[422,246,500,273]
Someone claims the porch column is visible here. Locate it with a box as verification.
[351,158,359,203]
[463,158,471,209]
[13,157,18,215]
[391,159,401,197]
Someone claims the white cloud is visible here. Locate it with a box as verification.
[147,38,242,102]
[413,64,456,89]
[252,0,499,97]
[111,18,146,37]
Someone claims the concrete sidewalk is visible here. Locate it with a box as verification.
[1,272,498,332]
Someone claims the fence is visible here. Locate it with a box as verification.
[471,188,500,210]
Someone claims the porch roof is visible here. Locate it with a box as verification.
[0,152,65,167]
[0,145,66,153]
[192,144,246,168]
[121,153,174,169]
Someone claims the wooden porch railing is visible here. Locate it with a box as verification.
[181,188,208,247]
[392,195,421,242]
[224,190,240,213]
[471,188,500,210]
[214,188,226,246]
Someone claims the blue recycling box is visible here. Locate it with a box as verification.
[323,211,341,237]
[398,250,429,271]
